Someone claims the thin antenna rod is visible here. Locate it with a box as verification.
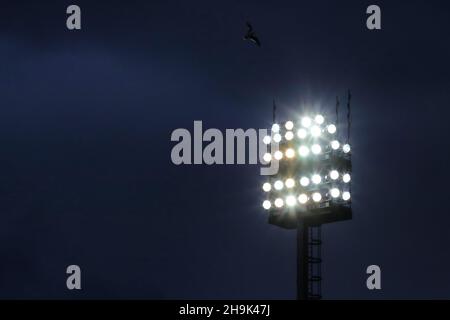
[335,96,340,126]
[346,90,352,143]
[273,99,277,123]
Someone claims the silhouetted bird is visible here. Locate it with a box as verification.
[243,22,261,47]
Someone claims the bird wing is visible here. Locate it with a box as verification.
[246,21,253,32]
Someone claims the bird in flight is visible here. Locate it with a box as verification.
[243,22,261,47]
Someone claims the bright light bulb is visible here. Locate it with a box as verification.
[331,140,340,150]
[330,188,340,198]
[286,195,297,207]
[300,177,310,187]
[273,133,282,143]
[311,144,322,155]
[274,180,284,190]
[312,174,322,184]
[263,200,271,210]
[312,192,322,202]
[262,183,271,192]
[285,148,295,158]
[298,193,308,204]
[285,121,294,130]
[263,153,272,162]
[342,191,351,201]
[285,178,295,188]
[343,173,351,183]
[301,117,312,128]
[285,131,294,141]
[327,124,337,134]
[310,125,321,137]
[263,136,271,145]
[297,128,307,139]
[315,114,325,125]
[298,146,310,157]
[272,124,280,133]
[343,144,351,153]
[274,151,283,160]
[274,198,284,208]
[329,170,339,180]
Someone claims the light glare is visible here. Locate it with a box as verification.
[272,124,280,133]
[262,183,271,192]
[330,188,340,198]
[301,117,312,128]
[315,114,325,125]
[311,125,321,137]
[300,177,310,187]
[285,121,294,130]
[298,194,308,204]
[274,180,284,190]
[331,140,340,150]
[343,173,351,183]
[286,195,297,207]
[311,144,322,155]
[298,146,310,157]
[285,178,295,188]
[329,170,339,180]
[342,191,351,201]
[273,133,282,143]
[285,148,295,158]
[274,150,283,160]
[263,136,271,145]
[312,192,322,202]
[312,174,322,184]
[285,131,294,141]
[327,124,337,134]
[297,128,307,139]
[274,198,284,208]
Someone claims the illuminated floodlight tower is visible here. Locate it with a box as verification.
[261,113,352,300]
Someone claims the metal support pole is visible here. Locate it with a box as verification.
[297,217,309,300]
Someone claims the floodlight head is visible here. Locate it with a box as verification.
[301,117,312,128]
[327,124,336,134]
[285,121,294,130]
[314,114,325,125]
[272,123,280,133]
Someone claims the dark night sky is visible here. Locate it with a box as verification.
[0,0,450,299]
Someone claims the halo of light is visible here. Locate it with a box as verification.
[343,173,351,183]
[312,192,322,202]
[298,193,308,204]
[272,123,280,133]
[342,191,351,201]
[274,180,284,190]
[298,146,310,157]
[285,178,295,188]
[311,144,322,155]
[263,200,271,210]
[312,174,322,184]
[331,140,340,150]
[273,133,282,143]
[285,121,294,130]
[330,188,340,198]
[285,131,294,141]
[286,195,297,207]
[263,153,272,162]
[274,150,283,160]
[274,198,284,208]
[315,114,325,125]
[285,148,295,158]
[329,170,339,180]
[262,183,271,192]
[301,117,312,128]
[263,136,272,145]
[300,177,310,187]
[297,128,307,139]
[343,144,351,153]
[310,125,321,137]
[327,124,337,134]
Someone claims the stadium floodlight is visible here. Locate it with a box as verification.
[261,109,353,301]
[329,170,339,180]
[331,140,340,150]
[263,153,272,162]
[301,117,312,128]
[285,148,295,158]
[285,131,294,141]
[263,200,271,210]
[327,124,336,134]
[273,133,282,143]
[330,188,340,198]
[274,150,283,160]
[311,174,322,184]
[298,193,308,204]
[343,144,351,153]
[312,192,322,202]
[300,176,310,187]
[298,145,310,157]
[285,121,294,130]
[274,180,284,190]
[262,182,271,192]
[297,128,307,139]
[311,144,322,155]
[310,125,321,137]
[343,173,351,183]
[314,114,325,125]
[272,123,280,133]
